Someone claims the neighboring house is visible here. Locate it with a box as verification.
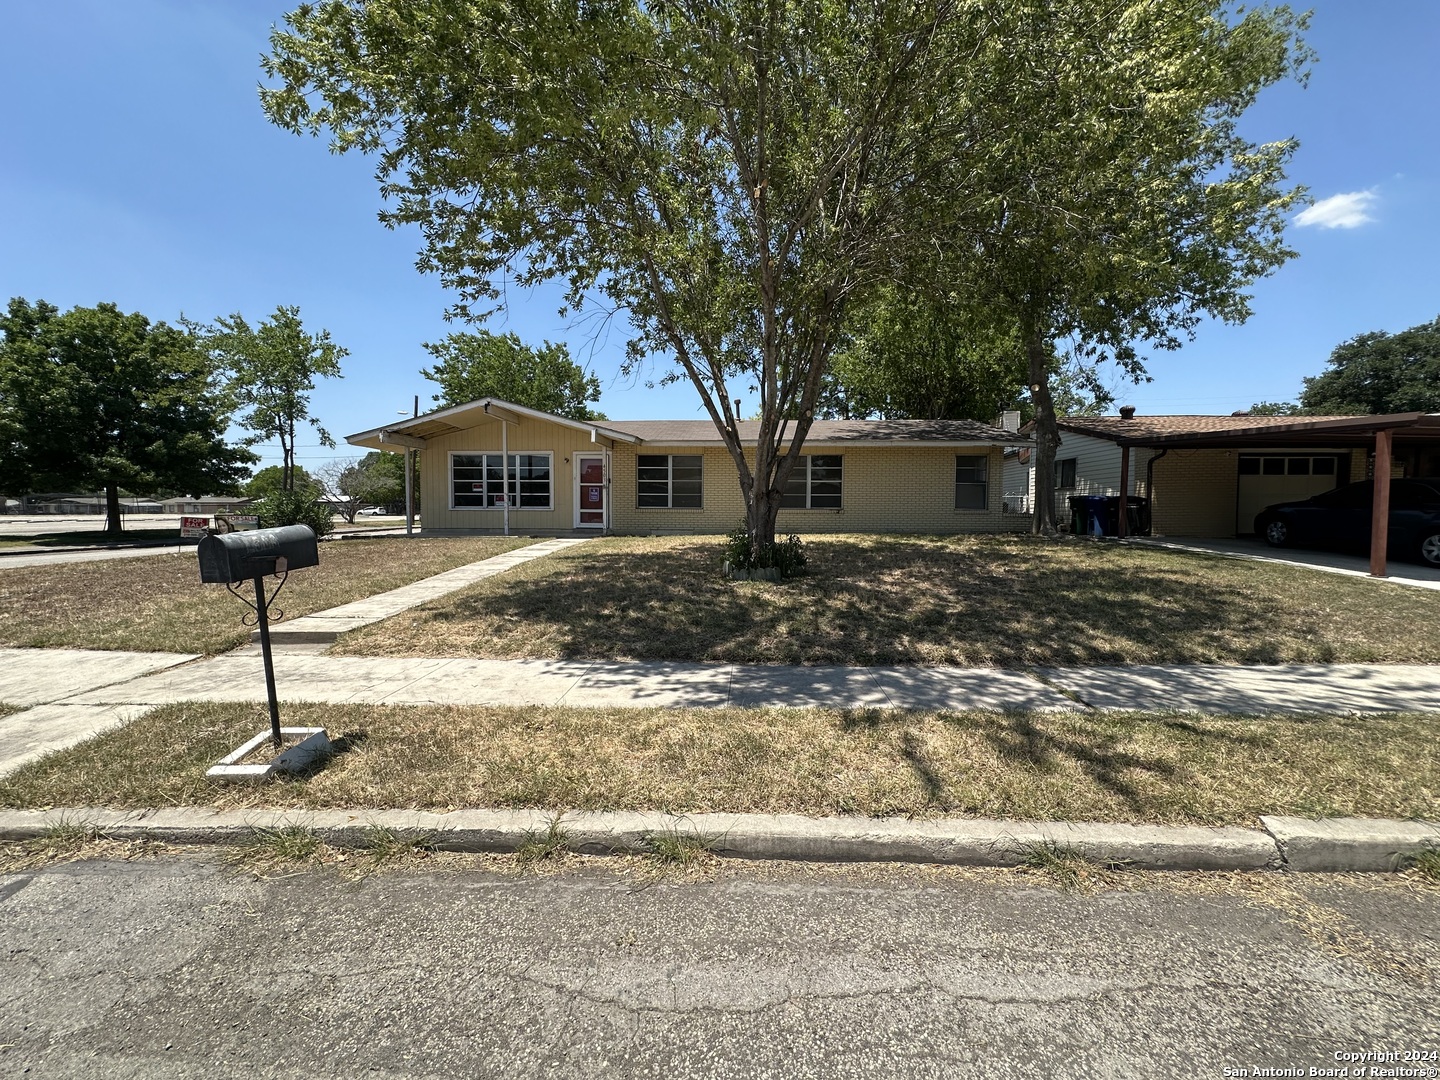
[22,493,165,514]
[1016,409,1440,537]
[161,496,252,515]
[346,398,1032,536]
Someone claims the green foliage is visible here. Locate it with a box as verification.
[244,464,321,500]
[724,522,807,578]
[1298,316,1440,415]
[251,488,335,537]
[318,455,405,522]
[1247,400,1304,416]
[189,305,345,492]
[260,0,1309,548]
[260,0,1010,549]
[0,298,254,535]
[422,330,603,419]
[921,0,1311,533]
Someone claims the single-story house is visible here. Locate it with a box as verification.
[346,398,1032,536]
[161,496,252,515]
[1014,408,1440,539]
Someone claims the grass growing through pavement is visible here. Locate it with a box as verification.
[1,701,1434,827]
[0,536,531,654]
[333,534,1440,667]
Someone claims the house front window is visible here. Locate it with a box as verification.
[637,454,703,508]
[1054,457,1077,489]
[781,455,843,509]
[451,452,553,509]
[955,455,990,510]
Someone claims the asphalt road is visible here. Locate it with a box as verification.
[1,854,1436,1079]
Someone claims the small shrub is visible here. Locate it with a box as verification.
[723,522,807,578]
[252,489,335,537]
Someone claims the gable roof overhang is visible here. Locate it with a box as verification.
[347,403,1031,453]
[345,397,643,453]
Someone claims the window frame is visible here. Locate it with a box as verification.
[636,453,704,509]
[1054,457,1078,490]
[780,454,844,510]
[955,454,991,511]
[449,450,555,511]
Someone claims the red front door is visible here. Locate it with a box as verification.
[578,456,605,526]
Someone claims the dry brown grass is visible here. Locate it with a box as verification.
[332,534,1440,667]
[1,700,1434,826]
[0,536,531,654]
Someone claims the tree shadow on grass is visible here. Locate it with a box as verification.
[412,535,1354,667]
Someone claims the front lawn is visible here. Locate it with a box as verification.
[0,536,531,654]
[1,701,1434,826]
[333,534,1440,667]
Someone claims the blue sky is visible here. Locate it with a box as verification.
[2,1,1437,474]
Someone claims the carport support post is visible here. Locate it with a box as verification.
[252,573,283,749]
[1370,428,1392,578]
[1117,446,1130,539]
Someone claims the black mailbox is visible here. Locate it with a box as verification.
[197,524,319,584]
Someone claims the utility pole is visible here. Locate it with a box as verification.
[405,394,417,538]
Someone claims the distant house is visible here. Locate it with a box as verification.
[1015,409,1440,537]
[161,496,252,515]
[346,398,1033,536]
[22,493,165,514]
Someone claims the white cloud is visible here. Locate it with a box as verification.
[1295,190,1378,229]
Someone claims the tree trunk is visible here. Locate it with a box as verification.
[104,481,123,537]
[747,483,783,553]
[1025,323,1060,536]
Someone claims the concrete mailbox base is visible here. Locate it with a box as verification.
[207,727,332,783]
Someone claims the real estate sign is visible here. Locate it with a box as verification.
[180,516,210,538]
[214,513,260,534]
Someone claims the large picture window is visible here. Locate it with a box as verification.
[955,455,990,510]
[781,455,843,509]
[637,455,703,508]
[451,452,553,509]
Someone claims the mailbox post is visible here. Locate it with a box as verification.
[198,525,319,749]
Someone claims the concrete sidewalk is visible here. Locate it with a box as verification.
[5,646,1440,778]
[256,536,591,643]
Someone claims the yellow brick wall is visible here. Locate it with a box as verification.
[420,418,601,534]
[610,444,1027,535]
[1148,447,1354,537]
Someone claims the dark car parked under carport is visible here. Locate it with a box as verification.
[1255,477,1440,567]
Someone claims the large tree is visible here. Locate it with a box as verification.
[821,290,1026,421]
[0,299,254,536]
[938,0,1311,533]
[190,305,346,493]
[243,463,321,501]
[1298,316,1440,415]
[422,330,604,418]
[261,0,1013,554]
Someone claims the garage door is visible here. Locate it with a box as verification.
[1235,455,1344,534]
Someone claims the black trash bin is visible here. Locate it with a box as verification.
[1068,495,1110,535]
[1114,495,1151,537]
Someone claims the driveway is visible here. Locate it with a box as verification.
[1132,535,1440,591]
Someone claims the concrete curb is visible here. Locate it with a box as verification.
[2,807,1434,873]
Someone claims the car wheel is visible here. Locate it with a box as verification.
[1263,519,1290,547]
[1420,531,1440,568]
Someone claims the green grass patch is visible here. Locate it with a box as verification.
[332,534,1440,667]
[0,535,532,654]
[1,701,1434,827]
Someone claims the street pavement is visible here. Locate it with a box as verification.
[0,854,1435,1079]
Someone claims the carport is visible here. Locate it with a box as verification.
[1114,412,1440,577]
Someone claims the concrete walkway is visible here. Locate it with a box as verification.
[258,536,592,643]
[1131,535,1440,591]
[5,646,1440,777]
